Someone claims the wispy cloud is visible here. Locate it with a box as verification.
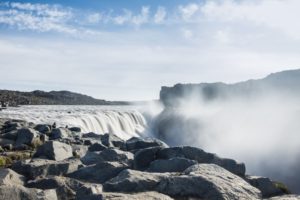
[178,3,199,21]
[0,2,76,34]
[0,0,300,101]
[154,6,167,24]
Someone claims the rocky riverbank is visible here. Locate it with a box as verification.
[0,118,297,200]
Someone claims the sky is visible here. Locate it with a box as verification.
[0,0,300,101]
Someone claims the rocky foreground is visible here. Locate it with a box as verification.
[0,118,298,200]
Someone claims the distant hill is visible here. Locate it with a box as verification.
[0,90,130,106]
[160,69,300,107]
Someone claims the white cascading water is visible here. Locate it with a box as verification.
[0,105,147,140]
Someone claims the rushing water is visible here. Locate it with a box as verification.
[0,105,147,140]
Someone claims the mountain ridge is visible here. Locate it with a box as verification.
[160,68,300,107]
[0,89,130,106]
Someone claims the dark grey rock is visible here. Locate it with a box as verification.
[34,141,73,161]
[104,164,261,200]
[0,138,15,147]
[83,138,99,146]
[0,185,57,200]
[34,124,51,134]
[81,192,174,200]
[81,148,133,166]
[100,133,125,149]
[1,130,18,140]
[267,195,300,200]
[88,142,107,152]
[247,176,284,198]
[82,132,101,139]
[15,128,40,147]
[103,169,166,193]
[68,161,128,184]
[126,137,168,151]
[27,176,102,200]
[157,146,245,176]
[147,157,197,173]
[50,128,72,140]
[134,146,162,170]
[12,158,83,179]
[68,127,81,133]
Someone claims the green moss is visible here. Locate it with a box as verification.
[273,181,291,194]
[0,156,13,167]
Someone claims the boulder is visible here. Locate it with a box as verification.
[33,141,73,161]
[68,127,81,133]
[88,142,107,152]
[0,138,15,147]
[2,121,24,133]
[0,130,18,140]
[15,128,40,147]
[147,157,197,173]
[247,176,285,198]
[157,146,245,176]
[104,164,261,200]
[34,124,51,134]
[126,137,168,151]
[0,184,57,200]
[0,168,25,186]
[82,132,101,139]
[103,169,169,193]
[177,164,261,199]
[81,148,133,166]
[83,138,99,146]
[267,195,300,200]
[134,147,162,170]
[50,128,72,140]
[68,161,128,184]
[12,158,83,179]
[82,192,174,200]
[27,176,102,200]
[100,133,126,149]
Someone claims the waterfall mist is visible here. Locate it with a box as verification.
[154,90,300,193]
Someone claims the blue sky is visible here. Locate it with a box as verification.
[0,0,300,100]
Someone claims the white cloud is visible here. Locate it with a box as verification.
[132,6,150,26]
[182,29,194,39]
[0,2,75,34]
[87,13,102,24]
[0,0,300,101]
[113,9,132,25]
[200,0,300,40]
[154,6,167,24]
[178,3,199,21]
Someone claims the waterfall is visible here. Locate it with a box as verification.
[0,105,147,140]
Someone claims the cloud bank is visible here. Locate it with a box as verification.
[0,0,300,100]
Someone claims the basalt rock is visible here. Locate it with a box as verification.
[34,141,73,161]
[157,146,245,176]
[147,157,197,173]
[126,137,168,151]
[67,161,128,184]
[15,128,40,147]
[246,176,285,198]
[27,176,102,200]
[50,128,72,140]
[104,164,261,200]
[12,158,83,179]
[81,148,133,166]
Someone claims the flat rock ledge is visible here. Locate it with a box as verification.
[0,118,296,200]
